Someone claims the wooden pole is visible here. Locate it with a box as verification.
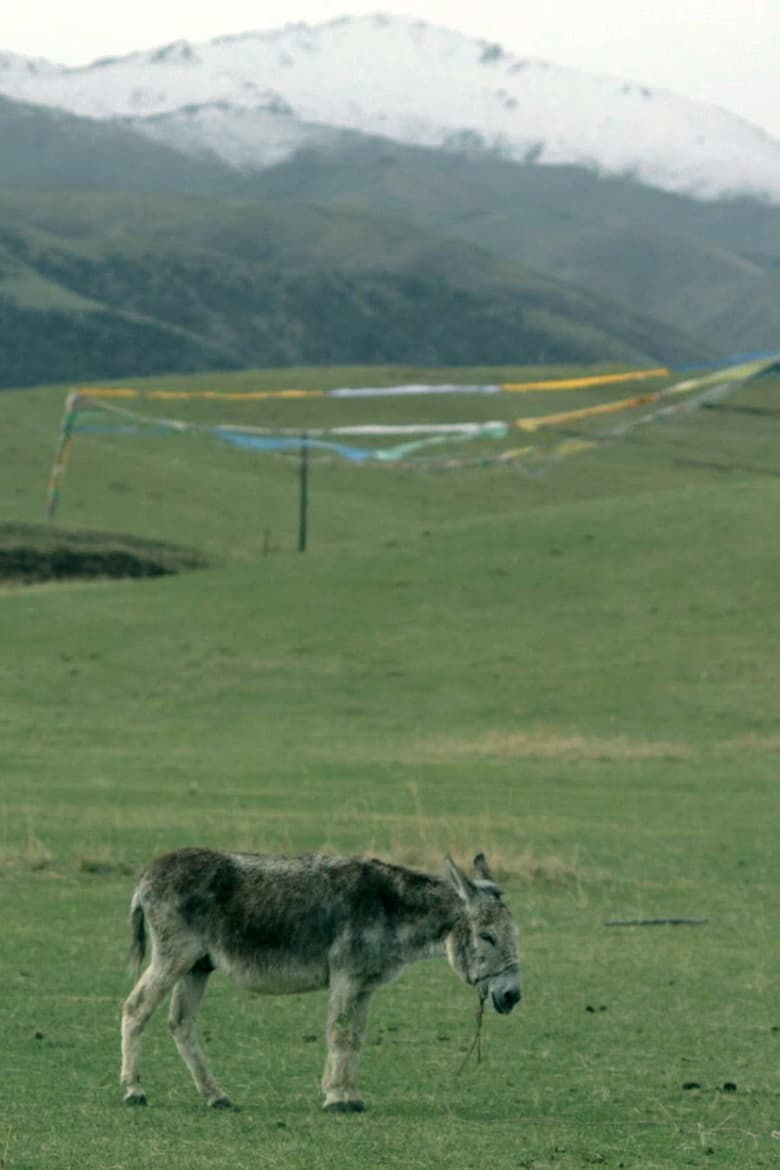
[298,433,309,552]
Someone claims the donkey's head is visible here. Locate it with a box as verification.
[444,854,522,1014]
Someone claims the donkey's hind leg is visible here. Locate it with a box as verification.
[168,959,232,1108]
[121,951,193,1105]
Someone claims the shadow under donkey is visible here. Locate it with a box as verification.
[120,849,521,1111]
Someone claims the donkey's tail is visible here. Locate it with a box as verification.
[128,891,147,978]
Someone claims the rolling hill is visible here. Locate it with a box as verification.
[0,186,707,389]
[240,139,780,359]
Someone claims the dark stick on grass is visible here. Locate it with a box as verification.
[605,917,709,927]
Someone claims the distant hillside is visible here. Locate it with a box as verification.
[0,94,233,194]
[1,93,778,364]
[241,140,780,359]
[0,188,705,389]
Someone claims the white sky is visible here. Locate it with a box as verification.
[4,0,780,140]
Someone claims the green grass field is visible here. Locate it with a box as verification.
[2,363,780,1169]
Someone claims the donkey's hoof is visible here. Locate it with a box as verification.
[208,1095,234,1109]
[324,1098,365,1113]
[124,1091,147,1107]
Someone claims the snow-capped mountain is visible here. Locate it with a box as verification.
[0,48,64,83]
[2,14,780,203]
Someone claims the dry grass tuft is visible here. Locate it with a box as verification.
[78,852,136,876]
[417,729,694,762]
[21,835,53,871]
[509,847,587,884]
[0,815,54,873]
[296,782,613,892]
[384,842,592,886]
[718,734,780,755]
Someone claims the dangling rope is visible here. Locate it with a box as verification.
[455,989,486,1075]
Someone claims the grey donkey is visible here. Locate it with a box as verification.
[120,848,521,1111]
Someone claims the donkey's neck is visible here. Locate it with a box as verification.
[394,875,464,964]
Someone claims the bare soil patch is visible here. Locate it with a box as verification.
[0,522,207,584]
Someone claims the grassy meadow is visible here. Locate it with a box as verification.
[2,362,780,1169]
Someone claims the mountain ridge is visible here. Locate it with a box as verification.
[2,14,780,203]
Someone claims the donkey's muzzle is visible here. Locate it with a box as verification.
[492,985,521,1015]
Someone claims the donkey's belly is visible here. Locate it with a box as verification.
[213,949,329,994]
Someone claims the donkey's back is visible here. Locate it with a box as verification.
[131,847,451,992]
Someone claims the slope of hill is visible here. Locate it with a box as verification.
[240,139,780,358]
[0,188,707,389]
[0,94,235,193]
[2,15,780,203]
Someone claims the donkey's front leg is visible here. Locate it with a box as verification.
[322,974,374,1112]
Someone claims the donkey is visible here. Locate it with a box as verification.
[120,848,521,1111]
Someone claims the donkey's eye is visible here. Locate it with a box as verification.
[479,932,498,946]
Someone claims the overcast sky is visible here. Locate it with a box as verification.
[4,0,779,140]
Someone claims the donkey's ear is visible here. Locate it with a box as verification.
[445,855,477,903]
[473,853,496,882]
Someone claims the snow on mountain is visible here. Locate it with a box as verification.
[132,103,358,170]
[3,14,780,202]
[0,48,65,84]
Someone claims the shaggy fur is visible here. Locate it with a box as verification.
[120,849,521,1110]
